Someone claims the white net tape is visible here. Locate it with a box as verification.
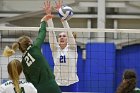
[0,27,140,33]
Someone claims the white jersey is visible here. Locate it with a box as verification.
[0,80,37,93]
[53,44,79,86]
[48,19,79,86]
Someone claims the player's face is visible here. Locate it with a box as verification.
[58,32,67,48]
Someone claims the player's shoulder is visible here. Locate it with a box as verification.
[19,80,28,84]
[19,80,34,87]
[134,88,140,93]
[19,79,32,86]
[0,80,13,92]
[67,44,77,50]
[2,80,13,87]
[19,80,37,92]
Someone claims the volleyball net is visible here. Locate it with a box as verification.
[0,27,140,93]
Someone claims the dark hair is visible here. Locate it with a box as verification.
[116,69,137,93]
[8,59,22,93]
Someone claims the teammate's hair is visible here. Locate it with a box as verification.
[116,69,136,93]
[3,35,31,57]
[8,59,22,93]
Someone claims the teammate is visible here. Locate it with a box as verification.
[44,0,79,87]
[0,59,37,93]
[116,69,140,93]
[2,15,61,93]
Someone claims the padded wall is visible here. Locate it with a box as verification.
[116,44,140,90]
[85,43,116,93]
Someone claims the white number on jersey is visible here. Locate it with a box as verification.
[25,53,35,67]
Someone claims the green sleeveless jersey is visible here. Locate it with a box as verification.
[21,21,61,93]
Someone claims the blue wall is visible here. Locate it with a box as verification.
[42,43,54,72]
[116,44,140,90]
[85,43,116,93]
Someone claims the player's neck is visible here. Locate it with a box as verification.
[60,44,67,49]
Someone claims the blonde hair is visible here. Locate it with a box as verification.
[3,35,31,57]
[8,59,22,93]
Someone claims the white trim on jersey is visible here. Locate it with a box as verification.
[0,80,37,93]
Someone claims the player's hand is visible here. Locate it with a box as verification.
[54,0,63,12]
[44,0,52,15]
[42,0,54,22]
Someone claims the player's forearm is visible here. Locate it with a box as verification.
[62,20,70,28]
[49,31,58,49]
[47,19,58,49]
[62,20,76,46]
[47,19,54,27]
[34,21,46,47]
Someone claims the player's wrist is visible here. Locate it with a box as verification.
[46,14,54,21]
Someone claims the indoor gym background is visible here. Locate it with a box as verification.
[0,0,140,93]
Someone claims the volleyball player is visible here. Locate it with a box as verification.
[3,15,61,93]
[44,0,79,88]
[116,69,140,93]
[0,59,37,93]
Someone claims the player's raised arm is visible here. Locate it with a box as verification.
[61,20,77,49]
[44,0,58,51]
[54,0,76,49]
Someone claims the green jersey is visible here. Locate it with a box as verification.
[22,21,61,93]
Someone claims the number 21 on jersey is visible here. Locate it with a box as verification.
[60,55,66,63]
[25,53,35,67]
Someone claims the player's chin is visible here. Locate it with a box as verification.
[60,41,65,44]
[60,43,64,45]
[60,43,67,46]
